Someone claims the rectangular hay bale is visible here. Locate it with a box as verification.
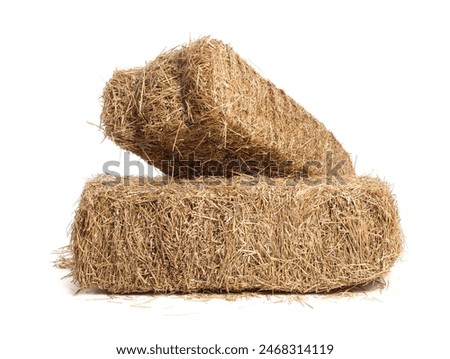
[101,37,355,178]
[59,175,403,294]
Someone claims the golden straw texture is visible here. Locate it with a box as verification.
[101,37,355,178]
[59,175,403,294]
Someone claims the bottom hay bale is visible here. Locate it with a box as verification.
[58,175,403,294]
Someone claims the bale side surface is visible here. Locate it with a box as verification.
[101,37,355,178]
[59,175,402,294]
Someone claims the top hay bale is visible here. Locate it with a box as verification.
[101,37,355,178]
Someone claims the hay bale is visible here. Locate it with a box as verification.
[59,175,402,294]
[101,37,355,178]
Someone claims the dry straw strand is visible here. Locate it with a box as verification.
[58,175,403,294]
[101,37,355,178]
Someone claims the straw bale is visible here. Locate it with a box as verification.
[101,37,355,178]
[59,175,402,294]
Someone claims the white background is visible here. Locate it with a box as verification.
[1,0,448,358]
